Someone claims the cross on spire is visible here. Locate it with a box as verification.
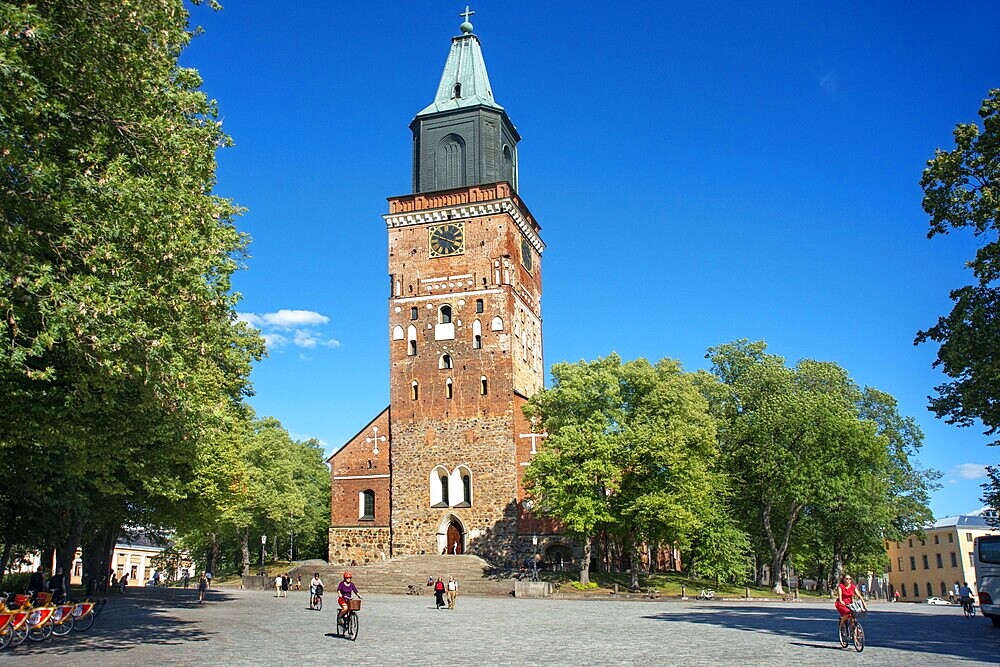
[460,6,475,23]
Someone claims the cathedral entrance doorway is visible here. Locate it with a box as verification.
[437,515,465,555]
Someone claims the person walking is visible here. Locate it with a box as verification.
[198,572,208,604]
[447,576,458,609]
[275,573,284,597]
[206,571,213,589]
[433,577,446,609]
[283,573,290,596]
[295,574,301,591]
[119,572,129,592]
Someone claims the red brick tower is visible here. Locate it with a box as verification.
[328,15,558,566]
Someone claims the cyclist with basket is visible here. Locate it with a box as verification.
[337,571,362,624]
[835,575,867,642]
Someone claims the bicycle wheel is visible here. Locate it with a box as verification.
[28,623,51,642]
[315,596,322,612]
[52,615,74,637]
[73,610,95,632]
[0,627,12,649]
[852,622,865,652]
[10,625,27,647]
[838,620,850,648]
[346,612,359,641]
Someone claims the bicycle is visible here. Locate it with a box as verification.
[962,598,976,619]
[697,589,715,600]
[309,585,323,611]
[838,604,866,652]
[336,599,360,641]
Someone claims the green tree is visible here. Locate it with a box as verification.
[707,341,905,594]
[916,89,1000,520]
[523,355,622,586]
[0,0,263,581]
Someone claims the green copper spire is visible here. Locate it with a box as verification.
[415,9,503,117]
[409,10,520,194]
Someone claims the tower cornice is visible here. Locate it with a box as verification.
[385,183,544,255]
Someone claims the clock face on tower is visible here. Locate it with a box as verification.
[428,222,465,257]
[521,236,533,272]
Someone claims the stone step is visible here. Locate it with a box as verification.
[290,555,516,597]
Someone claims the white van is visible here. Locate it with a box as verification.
[974,534,1000,627]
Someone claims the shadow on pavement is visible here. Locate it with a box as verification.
[643,605,999,662]
[4,587,232,657]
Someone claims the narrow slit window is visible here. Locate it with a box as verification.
[476,299,484,313]
[410,306,418,320]
[439,305,452,324]
[480,376,488,395]
[462,474,471,505]
[440,475,450,505]
[453,82,462,98]
[446,378,453,399]
[411,381,419,400]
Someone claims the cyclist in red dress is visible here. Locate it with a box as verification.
[835,575,867,636]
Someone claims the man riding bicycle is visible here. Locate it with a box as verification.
[337,571,362,625]
[959,582,975,612]
[309,573,324,608]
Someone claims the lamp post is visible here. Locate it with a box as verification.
[260,534,267,576]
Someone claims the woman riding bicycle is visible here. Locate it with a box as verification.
[337,571,362,625]
[835,575,867,636]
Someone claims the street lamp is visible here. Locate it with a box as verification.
[260,534,267,576]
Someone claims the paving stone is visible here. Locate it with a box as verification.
[4,588,998,665]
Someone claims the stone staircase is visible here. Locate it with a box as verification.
[290,555,515,597]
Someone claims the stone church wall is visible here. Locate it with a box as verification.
[328,527,392,566]
[389,414,520,564]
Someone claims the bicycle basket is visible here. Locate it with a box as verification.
[347,599,362,611]
[848,601,866,616]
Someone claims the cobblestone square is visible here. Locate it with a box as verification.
[3,588,998,666]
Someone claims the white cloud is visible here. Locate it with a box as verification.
[294,330,319,348]
[955,463,988,480]
[240,309,339,356]
[263,333,288,348]
[262,309,329,329]
[236,312,264,327]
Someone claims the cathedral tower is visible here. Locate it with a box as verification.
[328,13,553,565]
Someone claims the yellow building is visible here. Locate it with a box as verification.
[885,513,998,601]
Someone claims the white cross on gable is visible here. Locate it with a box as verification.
[365,426,386,456]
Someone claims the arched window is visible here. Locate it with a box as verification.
[411,380,419,401]
[491,316,504,331]
[436,134,466,190]
[392,325,404,340]
[502,144,514,185]
[439,354,453,370]
[472,319,482,349]
[407,325,417,356]
[453,82,462,98]
[359,490,375,521]
[452,465,472,507]
[480,376,488,395]
[429,466,449,507]
[439,305,452,324]
[445,377,453,399]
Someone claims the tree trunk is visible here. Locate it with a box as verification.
[82,524,119,594]
[240,527,250,576]
[832,541,845,586]
[56,515,84,583]
[762,500,803,595]
[0,541,12,589]
[579,535,591,586]
[629,532,640,590]
[206,532,219,576]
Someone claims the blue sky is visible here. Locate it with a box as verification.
[181,1,999,518]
